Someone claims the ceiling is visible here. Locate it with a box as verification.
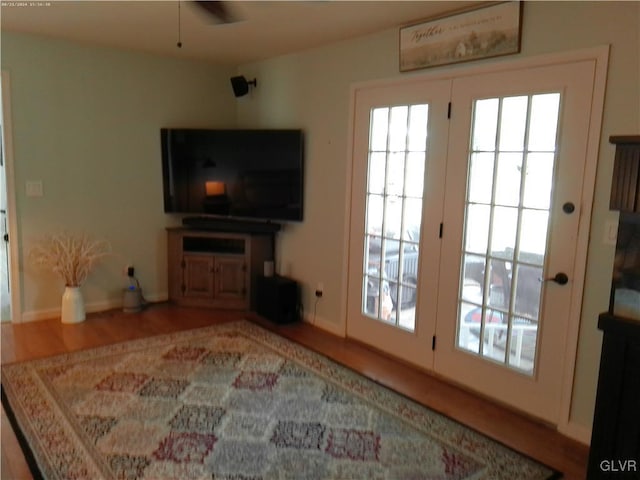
[0,1,484,65]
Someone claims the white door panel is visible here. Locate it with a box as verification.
[435,61,596,423]
[346,80,450,369]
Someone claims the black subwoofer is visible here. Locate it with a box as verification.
[256,275,299,324]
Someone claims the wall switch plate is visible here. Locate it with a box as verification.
[26,180,43,197]
[604,220,618,246]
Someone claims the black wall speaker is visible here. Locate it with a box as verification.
[230,76,257,97]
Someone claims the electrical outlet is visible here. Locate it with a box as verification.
[127,266,135,277]
[315,282,324,298]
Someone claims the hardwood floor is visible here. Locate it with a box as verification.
[1,304,589,479]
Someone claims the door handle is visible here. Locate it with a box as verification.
[541,272,569,285]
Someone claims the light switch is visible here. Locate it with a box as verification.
[26,180,43,197]
[603,220,618,246]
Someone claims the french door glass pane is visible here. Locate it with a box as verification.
[499,96,528,151]
[528,94,561,151]
[408,106,429,151]
[523,153,555,209]
[389,107,408,151]
[405,153,425,197]
[370,109,389,151]
[384,196,402,240]
[472,99,499,151]
[403,198,422,242]
[465,204,490,254]
[495,153,523,207]
[490,206,518,260]
[461,253,486,304]
[468,153,494,204]
[387,153,406,196]
[367,153,386,194]
[457,93,561,375]
[362,104,429,331]
[519,210,549,262]
[366,194,383,236]
[514,264,543,319]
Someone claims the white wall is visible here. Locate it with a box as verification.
[237,1,640,433]
[2,0,638,438]
[1,32,237,319]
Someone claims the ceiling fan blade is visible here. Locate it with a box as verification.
[194,1,237,24]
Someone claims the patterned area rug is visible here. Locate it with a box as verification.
[1,321,559,479]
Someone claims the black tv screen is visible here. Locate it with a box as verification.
[161,128,304,222]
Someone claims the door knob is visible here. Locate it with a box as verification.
[543,272,569,285]
[562,202,575,214]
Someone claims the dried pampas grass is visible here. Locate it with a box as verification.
[29,232,111,287]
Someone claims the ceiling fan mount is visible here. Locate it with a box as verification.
[193,1,238,24]
[176,1,240,49]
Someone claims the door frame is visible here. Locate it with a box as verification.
[342,46,609,441]
[1,70,21,324]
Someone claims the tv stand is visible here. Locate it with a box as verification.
[182,216,281,234]
[167,227,274,310]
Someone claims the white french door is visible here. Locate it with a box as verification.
[346,79,450,369]
[435,61,597,423]
[346,59,598,423]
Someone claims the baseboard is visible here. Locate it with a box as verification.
[19,291,169,323]
[141,291,169,304]
[20,307,62,323]
[302,312,345,337]
[558,421,592,445]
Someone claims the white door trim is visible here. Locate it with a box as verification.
[1,70,22,323]
[555,46,609,444]
[343,46,610,442]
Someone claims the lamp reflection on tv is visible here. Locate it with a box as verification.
[203,181,230,214]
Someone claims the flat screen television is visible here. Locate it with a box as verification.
[161,128,304,222]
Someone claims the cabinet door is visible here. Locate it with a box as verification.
[183,254,215,299]
[214,256,247,303]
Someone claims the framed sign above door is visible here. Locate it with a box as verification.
[399,1,522,72]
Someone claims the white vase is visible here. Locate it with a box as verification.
[61,286,86,324]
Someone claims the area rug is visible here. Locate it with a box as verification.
[1,320,559,479]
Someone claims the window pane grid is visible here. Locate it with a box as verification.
[362,104,428,331]
[458,93,560,375]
